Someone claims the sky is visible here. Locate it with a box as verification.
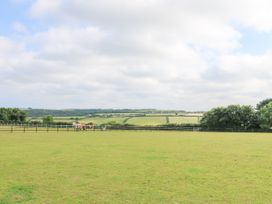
[1,0,272,110]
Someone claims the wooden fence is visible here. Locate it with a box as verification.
[0,123,200,132]
[0,123,95,132]
[1,123,272,133]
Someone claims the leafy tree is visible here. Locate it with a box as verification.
[0,108,9,122]
[9,108,26,122]
[200,107,226,129]
[258,102,272,129]
[0,108,26,123]
[201,105,259,130]
[42,115,54,124]
[256,98,272,110]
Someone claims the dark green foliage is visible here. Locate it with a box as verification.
[201,105,259,130]
[160,123,200,128]
[26,109,185,117]
[100,121,136,129]
[123,117,133,123]
[0,108,26,123]
[53,121,73,125]
[258,102,272,129]
[200,99,272,130]
[166,116,170,124]
[256,98,272,110]
[42,115,54,124]
[27,121,42,125]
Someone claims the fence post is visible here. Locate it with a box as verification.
[24,124,26,133]
[57,126,59,132]
[11,124,13,133]
[36,124,38,133]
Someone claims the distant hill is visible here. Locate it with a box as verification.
[26,108,186,117]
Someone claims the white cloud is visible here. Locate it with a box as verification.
[1,0,272,109]
[12,22,28,33]
[29,0,61,17]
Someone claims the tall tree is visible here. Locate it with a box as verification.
[0,108,26,123]
[258,102,272,129]
[201,105,259,130]
[256,98,272,110]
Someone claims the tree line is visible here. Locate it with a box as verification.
[26,108,167,117]
[0,108,26,123]
[200,99,272,130]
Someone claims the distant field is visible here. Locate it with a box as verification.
[1,131,272,203]
[30,117,128,125]
[126,117,166,126]
[28,117,86,123]
[29,115,201,126]
[80,117,128,125]
[53,117,84,123]
[168,116,201,124]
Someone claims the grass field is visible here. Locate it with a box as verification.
[1,131,272,203]
[30,115,202,126]
[168,116,201,124]
[126,117,166,126]
[80,117,128,125]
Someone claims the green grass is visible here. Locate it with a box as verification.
[80,117,128,125]
[53,117,85,122]
[49,117,128,125]
[168,116,201,124]
[30,116,201,126]
[126,117,166,126]
[1,131,272,203]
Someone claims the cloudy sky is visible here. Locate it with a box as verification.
[1,0,272,110]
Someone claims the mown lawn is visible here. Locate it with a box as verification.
[1,131,272,203]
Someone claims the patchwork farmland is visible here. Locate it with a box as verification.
[28,114,202,126]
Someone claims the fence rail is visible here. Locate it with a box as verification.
[1,123,272,133]
[107,126,200,131]
[107,126,272,133]
[0,124,199,132]
[0,124,95,132]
